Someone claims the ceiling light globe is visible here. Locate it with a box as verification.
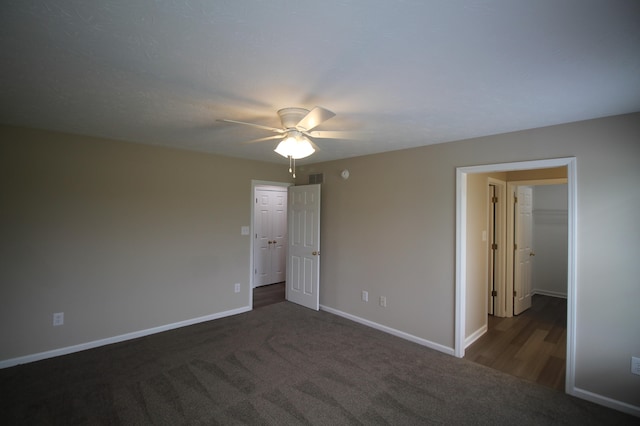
[275,135,315,159]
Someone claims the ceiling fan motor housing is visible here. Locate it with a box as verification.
[278,107,310,129]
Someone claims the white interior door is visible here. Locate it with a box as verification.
[486,178,507,318]
[286,184,321,310]
[513,186,533,315]
[254,187,287,287]
[270,197,287,284]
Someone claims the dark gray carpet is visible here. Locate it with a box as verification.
[0,302,636,425]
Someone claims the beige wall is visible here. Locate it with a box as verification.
[507,166,567,181]
[0,126,292,360]
[2,113,639,411]
[465,173,488,340]
[299,112,640,409]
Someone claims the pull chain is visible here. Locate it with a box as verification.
[287,156,296,178]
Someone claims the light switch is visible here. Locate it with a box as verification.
[241,226,249,235]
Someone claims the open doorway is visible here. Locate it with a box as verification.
[253,185,288,287]
[250,180,291,309]
[249,181,322,312]
[455,158,577,395]
[485,177,568,319]
[466,177,568,390]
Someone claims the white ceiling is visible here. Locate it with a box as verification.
[1,0,639,164]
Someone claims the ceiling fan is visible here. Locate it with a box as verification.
[220,106,346,177]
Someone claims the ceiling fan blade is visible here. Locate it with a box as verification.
[306,130,355,139]
[295,106,336,132]
[242,134,284,144]
[308,139,320,152]
[218,119,284,133]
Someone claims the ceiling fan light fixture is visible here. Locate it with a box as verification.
[221,106,336,178]
[274,131,315,159]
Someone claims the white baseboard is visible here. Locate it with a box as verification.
[0,305,252,369]
[320,304,455,356]
[571,387,640,418]
[320,305,638,418]
[532,289,567,298]
[465,324,488,349]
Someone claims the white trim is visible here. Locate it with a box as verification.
[455,169,467,357]
[456,157,577,399]
[457,159,571,174]
[565,158,578,397]
[572,387,640,418]
[0,306,251,369]
[320,304,455,356]
[532,289,567,299]
[465,324,488,349]
[505,182,515,317]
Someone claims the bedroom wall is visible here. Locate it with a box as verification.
[298,112,640,411]
[0,125,292,362]
[2,113,638,412]
[464,173,488,343]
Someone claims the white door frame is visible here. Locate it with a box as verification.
[455,157,577,396]
[254,186,288,287]
[250,180,292,308]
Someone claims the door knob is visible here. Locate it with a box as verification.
[529,251,536,256]
[312,251,320,256]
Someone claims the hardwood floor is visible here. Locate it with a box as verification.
[253,282,285,309]
[465,294,567,392]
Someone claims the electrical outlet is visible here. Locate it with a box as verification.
[234,283,241,293]
[361,291,368,302]
[632,356,640,376]
[53,312,64,326]
[379,296,387,307]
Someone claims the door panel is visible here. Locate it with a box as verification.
[271,194,287,283]
[514,186,533,315]
[286,184,320,310]
[254,194,271,286]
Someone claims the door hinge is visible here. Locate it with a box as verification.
[491,196,498,204]
[514,195,518,203]
[513,290,517,297]
[491,290,498,297]
[491,243,498,250]
[514,243,518,250]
